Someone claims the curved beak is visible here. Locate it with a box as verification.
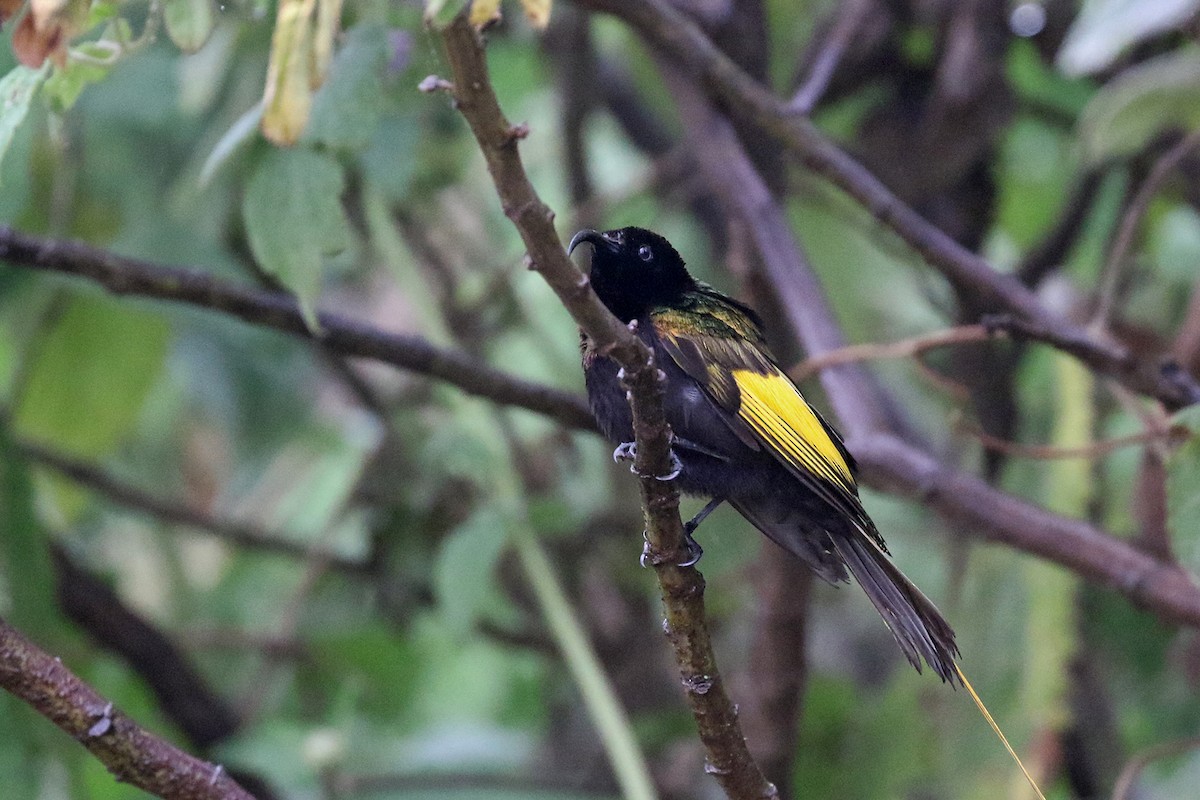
[567,229,614,256]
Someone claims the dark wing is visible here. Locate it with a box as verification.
[650,300,883,547]
[653,299,960,681]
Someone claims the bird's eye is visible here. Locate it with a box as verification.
[638,245,653,262]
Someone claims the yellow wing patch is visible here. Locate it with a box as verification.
[733,368,854,489]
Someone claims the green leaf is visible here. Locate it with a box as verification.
[310,623,421,720]
[1057,0,1200,76]
[433,507,511,636]
[304,23,388,152]
[85,0,121,27]
[13,295,170,459]
[1168,405,1200,580]
[242,147,350,326]
[199,102,263,186]
[0,65,47,181]
[42,56,113,112]
[1153,206,1200,283]
[163,0,216,53]
[0,425,58,637]
[1078,50,1200,164]
[359,111,421,202]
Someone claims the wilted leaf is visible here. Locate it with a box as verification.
[0,0,24,25]
[1078,50,1200,164]
[519,0,549,28]
[13,295,171,458]
[434,508,511,635]
[261,0,316,145]
[163,0,215,53]
[0,65,47,180]
[468,0,500,27]
[242,147,351,325]
[11,0,87,67]
[11,9,63,67]
[424,0,468,28]
[1057,0,1200,76]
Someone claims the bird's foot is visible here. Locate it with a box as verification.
[612,441,637,463]
[640,528,703,568]
[612,441,683,481]
[657,449,683,481]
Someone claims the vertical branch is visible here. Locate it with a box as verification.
[735,544,813,797]
[432,16,776,799]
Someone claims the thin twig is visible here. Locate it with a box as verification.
[853,433,1200,626]
[1093,130,1200,330]
[791,324,997,382]
[576,0,1200,410]
[1110,735,1200,800]
[20,441,368,574]
[1017,169,1105,286]
[0,616,256,800]
[51,546,243,749]
[788,0,872,114]
[954,415,1184,461]
[0,225,597,432]
[648,34,1200,631]
[434,15,776,799]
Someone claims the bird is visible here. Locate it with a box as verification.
[568,225,960,683]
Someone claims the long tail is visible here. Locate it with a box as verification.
[733,495,1044,795]
[832,532,1046,799]
[829,531,960,683]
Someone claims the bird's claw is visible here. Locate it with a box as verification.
[639,529,704,568]
[613,441,637,463]
[679,525,704,567]
[612,442,683,481]
[656,449,683,481]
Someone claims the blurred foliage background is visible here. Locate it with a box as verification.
[3,0,1200,798]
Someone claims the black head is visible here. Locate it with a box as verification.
[568,227,696,322]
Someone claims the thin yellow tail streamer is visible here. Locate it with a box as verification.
[953,662,1047,800]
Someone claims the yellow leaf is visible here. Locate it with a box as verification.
[468,0,500,27]
[310,0,343,89]
[28,0,68,24]
[261,0,317,145]
[518,0,549,28]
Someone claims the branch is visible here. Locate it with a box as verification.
[955,417,1182,461]
[51,546,243,749]
[735,544,812,794]
[0,616,256,800]
[653,53,1200,631]
[787,0,872,114]
[432,16,775,799]
[1094,130,1200,328]
[791,324,997,382]
[1111,735,1200,800]
[22,441,369,574]
[577,0,1200,410]
[1016,169,1104,286]
[0,225,596,432]
[854,434,1200,626]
